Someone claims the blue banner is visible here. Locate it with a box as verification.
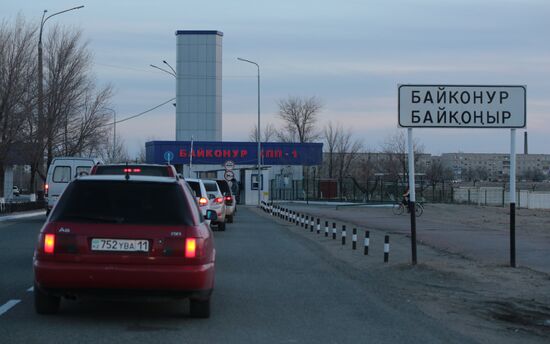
[146,141,323,165]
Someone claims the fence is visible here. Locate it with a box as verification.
[269,179,550,209]
[269,178,454,203]
[453,187,550,209]
[0,199,46,215]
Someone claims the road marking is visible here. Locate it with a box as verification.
[0,300,21,316]
[0,211,46,222]
[27,286,34,292]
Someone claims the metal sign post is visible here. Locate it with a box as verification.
[407,128,417,265]
[510,129,517,267]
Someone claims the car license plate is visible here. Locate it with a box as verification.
[91,238,149,252]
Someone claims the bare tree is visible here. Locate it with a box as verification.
[248,122,277,142]
[334,127,363,198]
[322,121,342,179]
[97,132,129,164]
[426,159,454,186]
[380,131,424,183]
[43,25,112,167]
[276,96,322,143]
[0,16,37,194]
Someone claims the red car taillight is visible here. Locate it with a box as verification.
[215,197,223,204]
[199,197,208,206]
[44,234,55,254]
[44,184,49,197]
[185,238,197,258]
[224,195,232,205]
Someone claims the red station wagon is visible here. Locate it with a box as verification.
[33,174,216,318]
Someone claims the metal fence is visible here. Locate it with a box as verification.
[0,200,46,215]
[269,178,455,204]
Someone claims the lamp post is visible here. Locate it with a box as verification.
[38,5,84,166]
[151,61,176,107]
[150,63,176,78]
[237,57,261,206]
[103,108,117,162]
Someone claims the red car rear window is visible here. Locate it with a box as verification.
[50,180,193,226]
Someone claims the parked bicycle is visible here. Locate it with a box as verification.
[392,201,424,217]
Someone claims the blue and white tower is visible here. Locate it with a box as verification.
[175,30,223,141]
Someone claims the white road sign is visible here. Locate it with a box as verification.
[224,160,235,170]
[398,85,526,128]
[224,170,235,181]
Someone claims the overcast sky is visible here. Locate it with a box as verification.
[4,0,550,157]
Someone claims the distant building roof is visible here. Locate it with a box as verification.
[175,30,223,36]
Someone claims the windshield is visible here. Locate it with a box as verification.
[50,180,193,226]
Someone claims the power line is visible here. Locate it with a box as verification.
[103,97,176,127]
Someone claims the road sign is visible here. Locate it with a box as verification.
[224,160,235,170]
[398,85,526,128]
[164,151,174,162]
[224,170,235,181]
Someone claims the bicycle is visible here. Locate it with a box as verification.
[392,201,424,217]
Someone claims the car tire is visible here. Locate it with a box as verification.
[34,284,60,315]
[190,298,210,318]
[227,215,233,223]
[218,222,226,231]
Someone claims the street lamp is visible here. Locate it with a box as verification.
[150,61,176,107]
[237,57,261,206]
[104,108,117,162]
[150,63,176,78]
[38,5,84,165]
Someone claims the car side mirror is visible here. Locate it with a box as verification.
[205,209,218,221]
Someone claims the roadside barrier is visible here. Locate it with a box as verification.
[316,218,320,234]
[384,235,390,263]
[260,205,394,266]
[364,230,370,255]
[341,225,346,246]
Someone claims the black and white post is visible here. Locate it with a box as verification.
[352,228,357,250]
[364,230,370,255]
[341,225,346,246]
[332,222,336,240]
[316,218,321,234]
[325,221,329,237]
[384,235,390,263]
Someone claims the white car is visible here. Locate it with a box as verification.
[186,179,227,231]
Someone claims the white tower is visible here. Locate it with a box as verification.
[175,30,223,141]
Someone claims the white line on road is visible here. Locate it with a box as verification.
[0,211,46,222]
[0,300,21,316]
[27,286,34,292]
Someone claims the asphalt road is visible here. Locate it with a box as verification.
[0,207,477,344]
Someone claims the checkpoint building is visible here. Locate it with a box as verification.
[146,30,323,205]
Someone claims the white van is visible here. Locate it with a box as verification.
[45,157,102,215]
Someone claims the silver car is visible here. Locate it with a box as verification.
[186,179,227,231]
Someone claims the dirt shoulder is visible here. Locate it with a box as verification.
[257,203,550,343]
